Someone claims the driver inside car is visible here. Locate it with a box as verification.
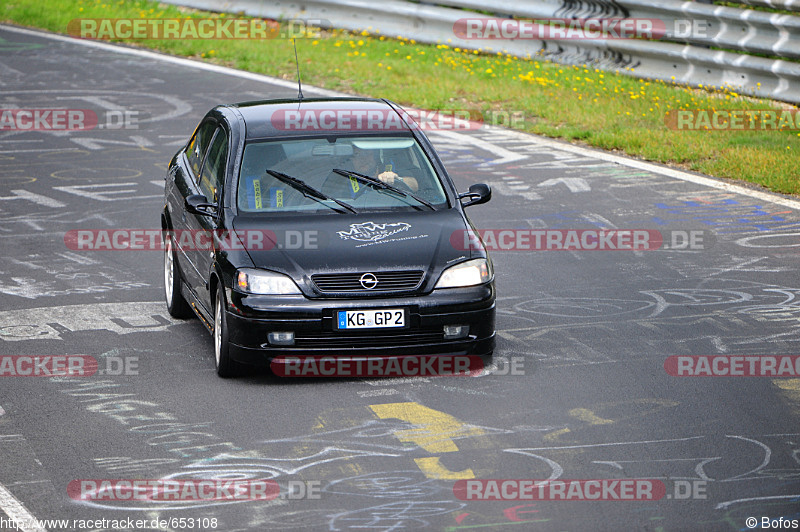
[351,146,419,192]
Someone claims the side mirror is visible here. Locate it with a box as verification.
[458,183,492,208]
[185,194,217,217]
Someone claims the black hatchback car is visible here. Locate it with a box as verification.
[162,97,495,377]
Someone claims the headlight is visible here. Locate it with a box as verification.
[435,258,492,289]
[236,269,301,295]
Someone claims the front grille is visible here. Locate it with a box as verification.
[294,330,444,348]
[312,271,424,294]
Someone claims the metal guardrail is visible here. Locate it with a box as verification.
[434,0,800,59]
[162,0,800,104]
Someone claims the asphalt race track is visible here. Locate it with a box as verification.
[1,24,799,532]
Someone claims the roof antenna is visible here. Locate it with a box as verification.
[293,38,304,101]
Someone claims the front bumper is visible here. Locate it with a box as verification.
[225,284,496,365]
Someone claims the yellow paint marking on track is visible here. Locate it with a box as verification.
[568,408,614,425]
[773,379,800,413]
[543,399,680,443]
[542,427,570,443]
[414,457,474,479]
[369,402,484,453]
[773,378,800,392]
[370,402,482,479]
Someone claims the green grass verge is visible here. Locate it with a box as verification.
[3,0,799,195]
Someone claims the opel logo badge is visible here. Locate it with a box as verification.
[359,273,379,290]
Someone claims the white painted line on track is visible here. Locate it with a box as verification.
[2,23,799,210]
[0,483,47,532]
[487,124,800,210]
[6,190,66,209]
[0,24,343,98]
[357,388,400,398]
[429,129,527,166]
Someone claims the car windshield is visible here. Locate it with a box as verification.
[237,136,448,213]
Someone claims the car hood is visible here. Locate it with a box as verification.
[233,210,476,295]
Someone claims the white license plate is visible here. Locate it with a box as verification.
[337,309,405,329]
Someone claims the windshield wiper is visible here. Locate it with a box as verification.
[266,170,357,214]
[332,169,434,210]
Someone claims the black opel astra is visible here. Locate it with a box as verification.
[162,97,495,377]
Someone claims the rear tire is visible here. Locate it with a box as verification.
[214,284,245,378]
[164,234,193,319]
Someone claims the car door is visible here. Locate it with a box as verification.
[188,125,229,311]
[173,119,216,304]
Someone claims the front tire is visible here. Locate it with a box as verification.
[164,234,193,319]
[214,284,244,378]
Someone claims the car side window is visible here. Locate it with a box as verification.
[198,128,228,203]
[185,121,216,178]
